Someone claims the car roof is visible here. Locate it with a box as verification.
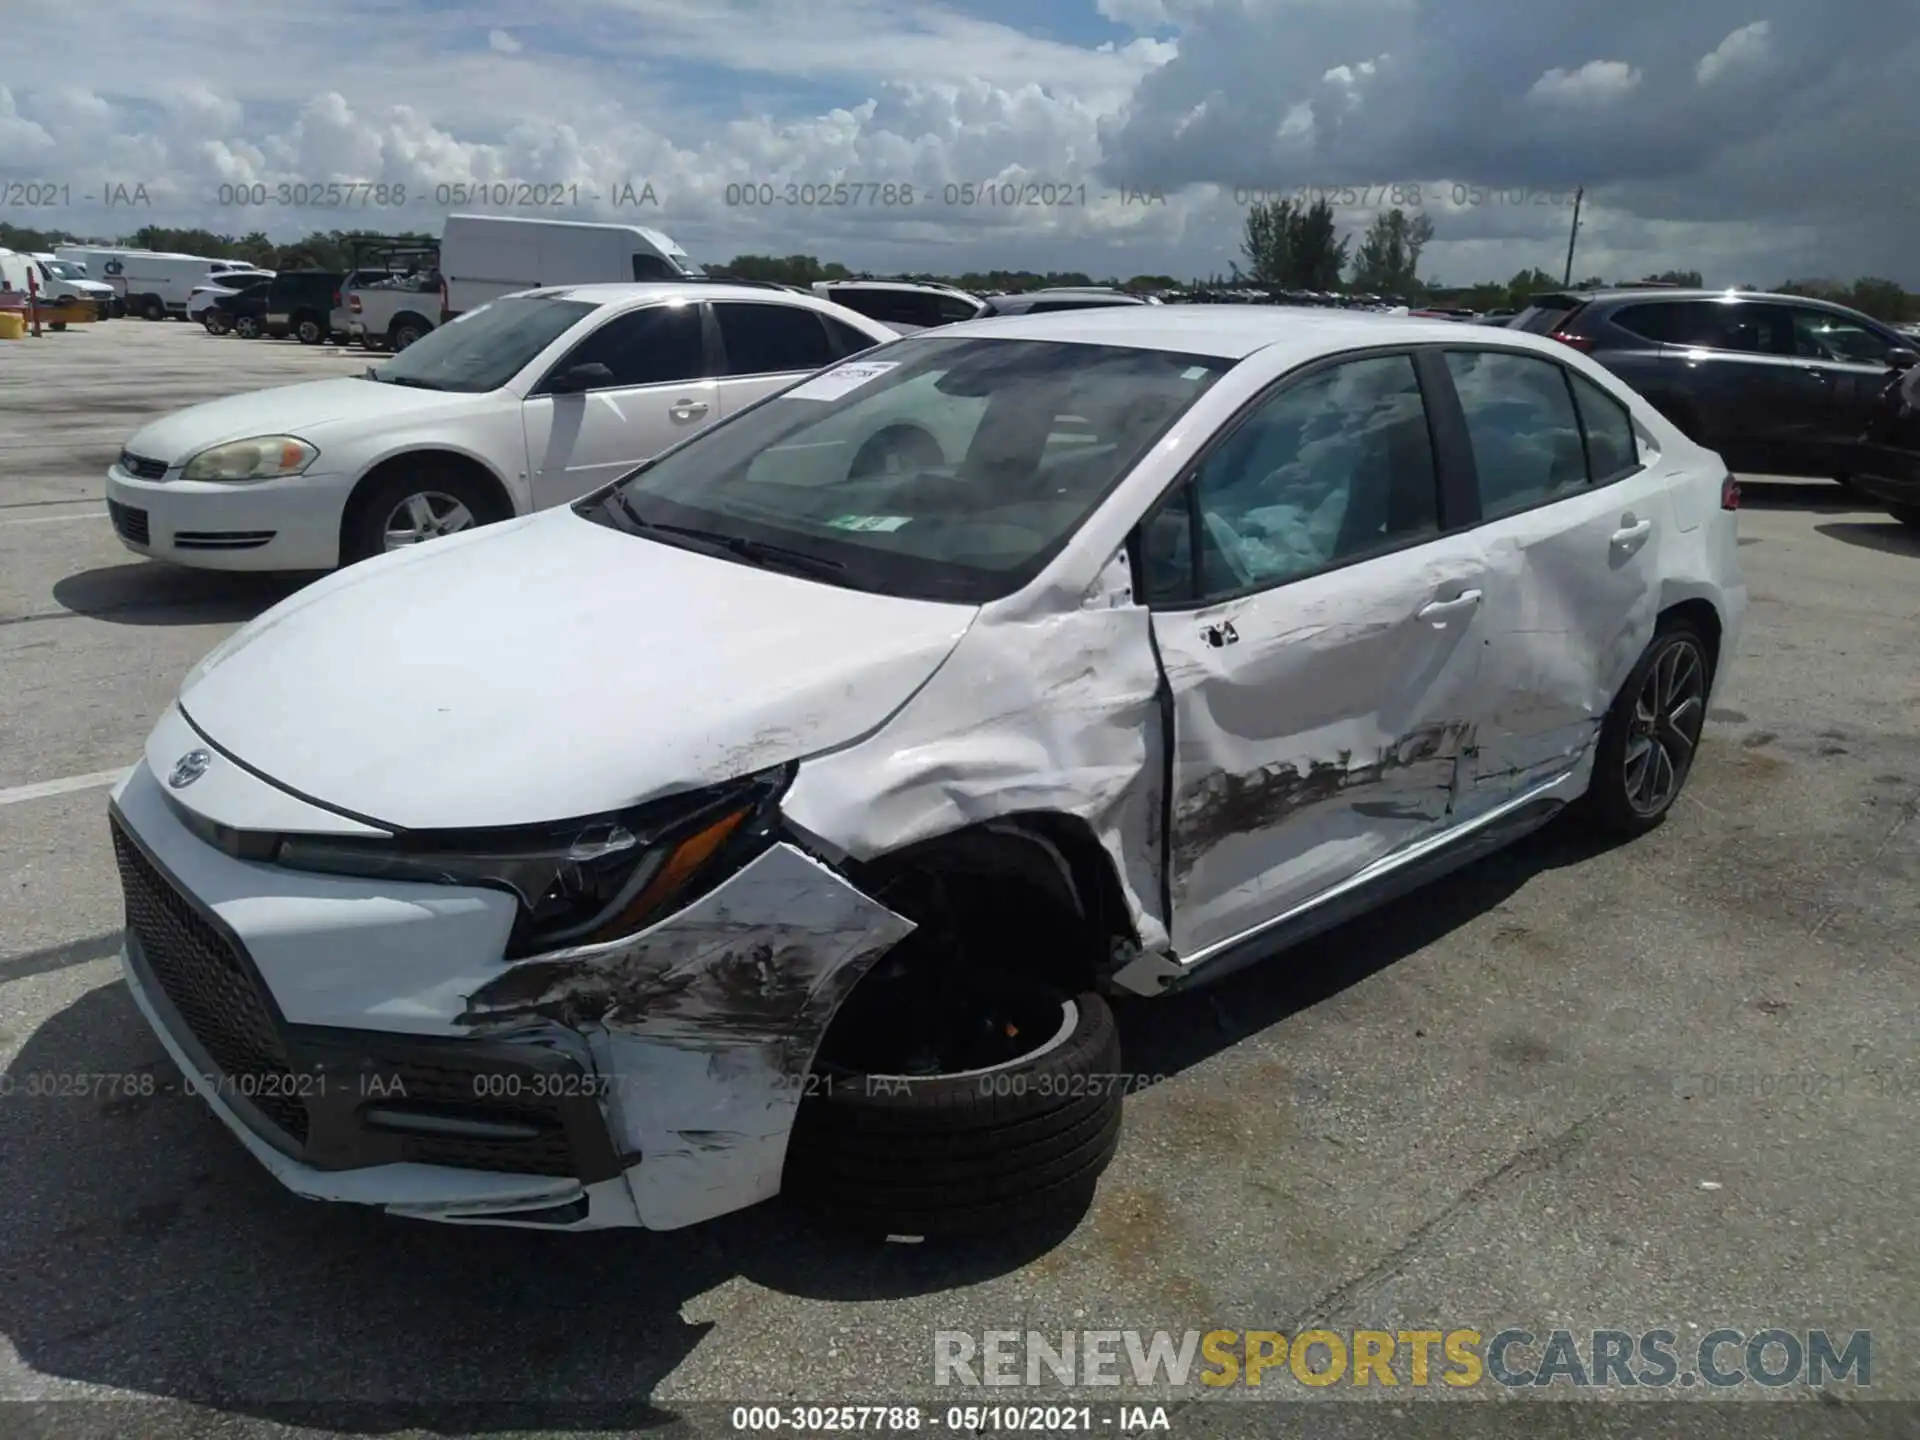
[927,305,1552,361]
[519,281,842,306]
[1533,287,1861,309]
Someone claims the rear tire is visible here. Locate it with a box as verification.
[1582,621,1714,837]
[784,988,1123,1239]
[141,296,165,322]
[294,314,324,345]
[234,314,262,339]
[389,318,427,351]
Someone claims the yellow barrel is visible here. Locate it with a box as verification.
[0,311,27,340]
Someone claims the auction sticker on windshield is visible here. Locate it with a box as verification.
[785,361,900,401]
[826,514,911,532]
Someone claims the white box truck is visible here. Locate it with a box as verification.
[120,253,262,320]
[439,215,701,318]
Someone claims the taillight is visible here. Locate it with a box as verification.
[1550,329,1595,351]
[331,289,341,307]
[1721,474,1740,510]
[349,294,362,312]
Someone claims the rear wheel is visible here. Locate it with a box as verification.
[206,311,232,336]
[141,296,165,321]
[389,318,427,351]
[234,314,262,339]
[1582,621,1714,837]
[294,314,324,345]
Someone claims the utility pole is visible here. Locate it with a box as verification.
[1562,186,1584,286]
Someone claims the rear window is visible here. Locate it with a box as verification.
[1510,297,1586,335]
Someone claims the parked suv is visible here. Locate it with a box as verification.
[1511,288,1920,484]
[263,271,349,344]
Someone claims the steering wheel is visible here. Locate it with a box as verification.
[1201,509,1255,588]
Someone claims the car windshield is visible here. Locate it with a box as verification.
[592,335,1235,603]
[44,260,85,280]
[370,294,595,392]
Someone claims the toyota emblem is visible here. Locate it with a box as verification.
[167,749,211,789]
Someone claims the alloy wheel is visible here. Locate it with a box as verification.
[381,491,475,550]
[1622,637,1707,817]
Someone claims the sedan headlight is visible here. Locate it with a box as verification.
[182,436,319,482]
[271,767,792,956]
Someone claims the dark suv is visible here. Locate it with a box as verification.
[1510,288,1919,484]
[263,270,349,344]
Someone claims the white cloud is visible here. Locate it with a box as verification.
[1,1,1915,288]
[1526,59,1642,106]
[1696,20,1771,84]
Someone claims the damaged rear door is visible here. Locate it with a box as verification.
[1141,349,1495,958]
[1437,348,1668,810]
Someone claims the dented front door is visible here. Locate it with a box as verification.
[1152,535,1494,956]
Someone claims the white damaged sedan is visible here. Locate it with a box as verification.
[109,309,1745,1236]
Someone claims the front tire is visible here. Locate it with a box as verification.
[784,987,1123,1238]
[340,466,506,566]
[1583,622,1714,837]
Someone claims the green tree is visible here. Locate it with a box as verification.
[1504,267,1563,310]
[1639,269,1703,287]
[1348,208,1435,295]
[1241,196,1349,289]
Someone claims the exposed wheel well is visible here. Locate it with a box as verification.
[338,452,515,556]
[845,814,1139,997]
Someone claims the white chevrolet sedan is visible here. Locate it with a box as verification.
[109,309,1744,1238]
[103,282,897,570]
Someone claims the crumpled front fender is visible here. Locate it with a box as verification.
[458,841,915,1230]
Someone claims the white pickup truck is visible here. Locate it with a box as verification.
[335,266,442,352]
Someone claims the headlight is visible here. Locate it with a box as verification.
[271,767,792,956]
[182,436,319,482]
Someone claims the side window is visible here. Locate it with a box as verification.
[631,253,679,281]
[1787,308,1892,364]
[1182,353,1439,600]
[549,303,703,389]
[820,315,880,358]
[1141,485,1195,604]
[714,302,837,376]
[1446,350,1589,517]
[1612,303,1684,343]
[938,296,984,323]
[1566,370,1640,483]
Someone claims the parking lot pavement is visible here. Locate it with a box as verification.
[1,325,1916,1435]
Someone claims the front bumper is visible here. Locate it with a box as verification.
[104,460,351,570]
[108,755,914,1230]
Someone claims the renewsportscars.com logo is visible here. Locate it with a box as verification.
[933,1328,1872,1390]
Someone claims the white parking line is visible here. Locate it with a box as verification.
[0,510,107,527]
[0,768,128,807]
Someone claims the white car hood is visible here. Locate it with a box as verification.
[175,511,978,830]
[125,377,485,464]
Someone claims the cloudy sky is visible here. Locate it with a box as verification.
[3,0,1915,288]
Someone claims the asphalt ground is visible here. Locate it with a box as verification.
[1,320,1915,1439]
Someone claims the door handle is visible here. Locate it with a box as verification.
[1611,518,1653,545]
[669,399,710,420]
[1416,589,1482,622]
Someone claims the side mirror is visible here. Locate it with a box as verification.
[1886,348,1918,371]
[550,362,614,393]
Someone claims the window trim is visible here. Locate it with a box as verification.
[710,300,842,380]
[528,300,706,397]
[1131,344,1451,612]
[1435,343,1648,521]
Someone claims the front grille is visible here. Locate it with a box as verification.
[111,818,309,1143]
[174,531,275,550]
[118,451,168,480]
[106,499,149,545]
[374,1055,576,1175]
